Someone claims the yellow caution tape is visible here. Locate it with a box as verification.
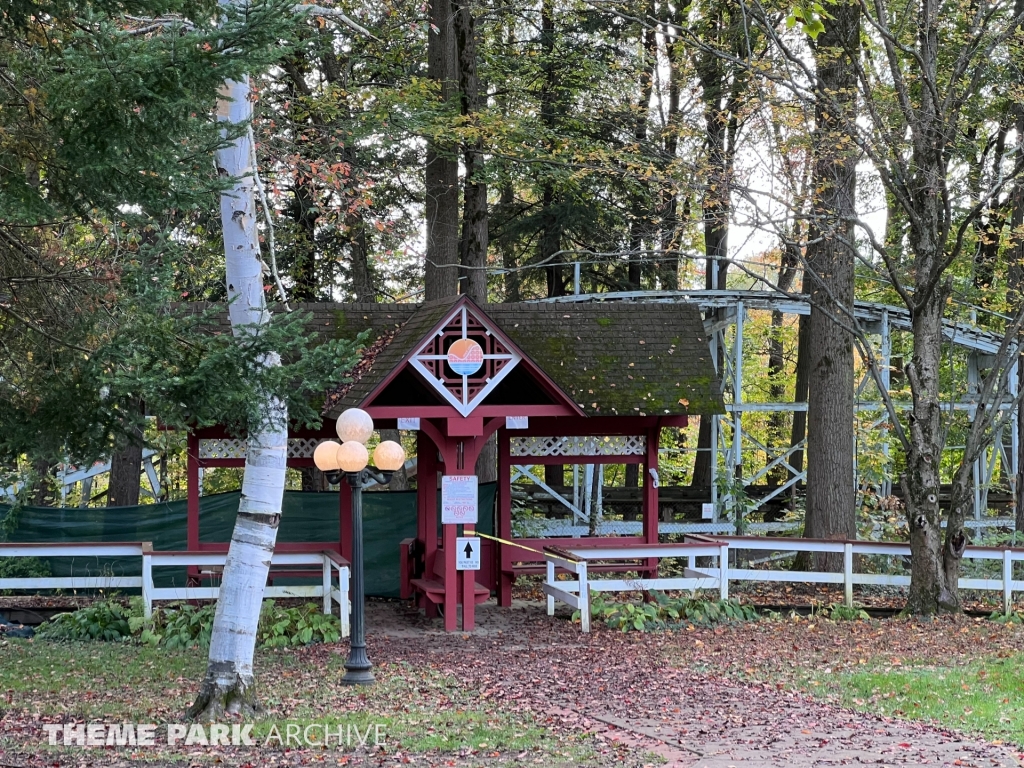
[468,531,581,563]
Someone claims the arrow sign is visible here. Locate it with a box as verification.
[455,536,481,571]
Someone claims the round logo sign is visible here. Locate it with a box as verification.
[447,338,484,376]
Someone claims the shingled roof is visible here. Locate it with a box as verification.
[323,297,723,418]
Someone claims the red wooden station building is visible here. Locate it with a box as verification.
[185,296,723,631]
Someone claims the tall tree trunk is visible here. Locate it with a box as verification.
[904,292,957,612]
[189,73,288,720]
[690,10,737,489]
[1009,13,1024,535]
[108,416,144,507]
[627,10,657,290]
[425,0,460,301]
[498,183,521,302]
[455,0,488,302]
[767,243,799,489]
[801,0,859,570]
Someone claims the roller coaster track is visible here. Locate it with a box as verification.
[527,288,1016,526]
[535,289,1008,355]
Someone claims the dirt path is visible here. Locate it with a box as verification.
[365,600,1024,768]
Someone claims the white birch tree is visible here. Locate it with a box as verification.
[187,69,289,719]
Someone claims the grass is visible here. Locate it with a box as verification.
[821,655,1024,744]
[0,639,594,764]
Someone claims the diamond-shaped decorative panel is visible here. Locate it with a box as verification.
[408,305,521,416]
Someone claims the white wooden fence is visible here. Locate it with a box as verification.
[544,535,1024,631]
[0,543,350,637]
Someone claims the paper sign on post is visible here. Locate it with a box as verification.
[442,475,478,524]
[701,503,715,520]
[456,537,481,571]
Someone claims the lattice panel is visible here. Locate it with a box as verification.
[510,435,646,457]
[198,438,320,460]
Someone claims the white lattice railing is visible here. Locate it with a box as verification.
[510,435,646,457]
[198,438,321,460]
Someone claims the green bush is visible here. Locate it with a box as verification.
[134,602,216,649]
[580,590,759,632]
[38,597,341,648]
[36,599,135,641]
[258,600,341,647]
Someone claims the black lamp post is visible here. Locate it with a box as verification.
[314,408,406,686]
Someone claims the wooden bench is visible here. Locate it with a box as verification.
[410,547,489,605]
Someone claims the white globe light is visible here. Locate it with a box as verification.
[373,441,406,472]
[313,440,343,472]
[336,440,369,473]
[336,408,374,444]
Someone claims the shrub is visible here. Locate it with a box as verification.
[580,590,759,632]
[36,599,135,641]
[38,597,341,647]
[258,600,341,647]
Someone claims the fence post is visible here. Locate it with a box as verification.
[1003,549,1013,616]
[577,561,590,633]
[340,565,351,638]
[719,543,729,600]
[322,554,332,616]
[141,543,153,619]
[546,557,556,616]
[844,543,854,608]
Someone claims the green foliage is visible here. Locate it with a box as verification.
[818,603,871,621]
[134,601,216,649]
[39,597,341,647]
[786,1,831,39]
[36,598,135,641]
[257,600,341,647]
[0,259,365,463]
[582,590,759,632]
[2,0,299,223]
[988,610,1024,624]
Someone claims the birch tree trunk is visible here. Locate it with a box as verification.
[188,72,288,720]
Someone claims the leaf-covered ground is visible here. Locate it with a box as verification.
[2,599,1024,767]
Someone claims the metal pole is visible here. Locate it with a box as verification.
[342,470,374,685]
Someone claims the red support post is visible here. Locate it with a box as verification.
[418,431,439,617]
[643,425,662,575]
[186,433,200,551]
[497,427,513,606]
[186,432,201,586]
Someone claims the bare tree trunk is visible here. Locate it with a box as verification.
[189,72,288,720]
[801,0,859,570]
[1009,23,1024,535]
[498,183,521,302]
[108,419,144,507]
[767,243,799,490]
[425,0,460,301]
[455,0,488,302]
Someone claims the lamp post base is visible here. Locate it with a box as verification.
[341,641,374,685]
[341,660,375,686]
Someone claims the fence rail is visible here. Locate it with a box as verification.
[544,534,1024,631]
[0,542,350,637]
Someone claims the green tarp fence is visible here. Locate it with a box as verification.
[0,484,495,598]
